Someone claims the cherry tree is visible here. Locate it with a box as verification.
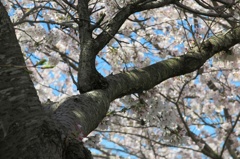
[0,0,240,158]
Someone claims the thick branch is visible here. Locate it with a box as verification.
[77,0,108,93]
[52,90,110,136]
[106,27,240,101]
[78,0,91,39]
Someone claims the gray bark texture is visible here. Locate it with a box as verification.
[1,1,240,159]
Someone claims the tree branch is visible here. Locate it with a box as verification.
[52,90,110,136]
[77,0,109,93]
[94,0,174,52]
[105,27,240,101]
[220,112,240,158]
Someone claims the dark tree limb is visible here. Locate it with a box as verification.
[105,27,240,101]
[77,0,108,93]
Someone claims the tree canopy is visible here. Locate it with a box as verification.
[0,0,240,158]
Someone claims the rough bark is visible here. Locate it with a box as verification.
[105,27,240,101]
[77,0,108,93]
[0,2,61,158]
[0,2,91,159]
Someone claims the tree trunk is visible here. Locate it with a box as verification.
[0,3,93,158]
